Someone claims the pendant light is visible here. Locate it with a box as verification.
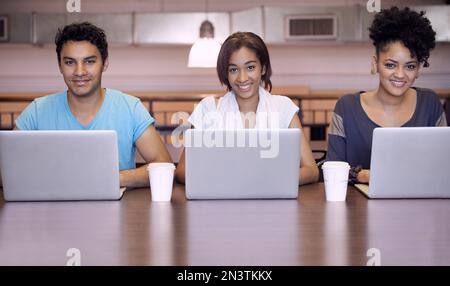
[187,0,221,68]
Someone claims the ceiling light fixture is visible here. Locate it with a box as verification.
[187,0,221,68]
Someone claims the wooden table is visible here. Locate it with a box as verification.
[1,183,450,266]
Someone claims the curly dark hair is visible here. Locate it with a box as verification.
[369,6,435,67]
[217,32,272,92]
[55,22,108,65]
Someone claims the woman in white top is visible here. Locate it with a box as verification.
[175,32,319,185]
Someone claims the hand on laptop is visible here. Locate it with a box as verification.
[357,169,370,184]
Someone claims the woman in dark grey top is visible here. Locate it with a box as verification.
[327,7,447,183]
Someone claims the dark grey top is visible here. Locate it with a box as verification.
[327,87,448,169]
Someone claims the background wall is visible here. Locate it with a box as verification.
[1,42,449,93]
[0,0,449,93]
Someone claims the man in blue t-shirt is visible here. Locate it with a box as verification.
[15,22,172,188]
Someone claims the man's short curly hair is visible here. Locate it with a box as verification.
[55,22,108,65]
[369,6,435,67]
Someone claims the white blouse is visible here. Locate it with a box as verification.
[188,86,299,129]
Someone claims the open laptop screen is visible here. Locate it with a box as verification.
[0,130,123,201]
[185,129,301,199]
[356,127,450,199]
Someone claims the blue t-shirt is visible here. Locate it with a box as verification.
[15,88,155,170]
[327,87,447,169]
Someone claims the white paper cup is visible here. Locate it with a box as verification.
[147,162,176,202]
[322,161,350,202]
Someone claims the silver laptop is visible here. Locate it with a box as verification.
[185,129,300,199]
[0,130,125,201]
[355,127,450,199]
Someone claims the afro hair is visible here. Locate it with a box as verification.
[369,6,436,67]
